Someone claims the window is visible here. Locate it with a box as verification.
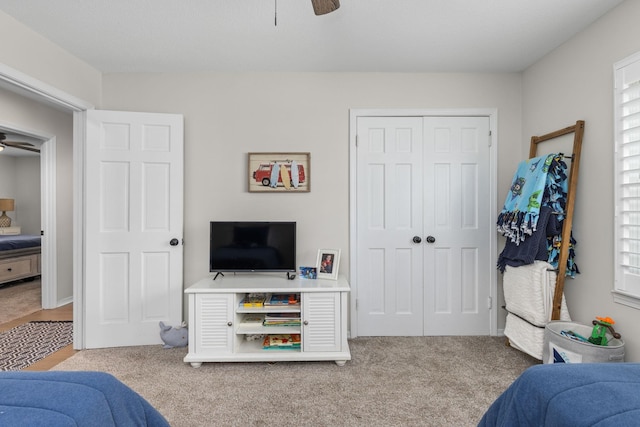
[614,51,640,309]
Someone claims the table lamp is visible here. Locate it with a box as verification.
[0,198,15,227]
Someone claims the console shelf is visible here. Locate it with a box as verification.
[184,273,351,367]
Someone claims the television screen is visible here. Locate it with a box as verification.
[210,221,296,273]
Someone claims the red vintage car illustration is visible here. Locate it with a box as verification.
[253,162,306,187]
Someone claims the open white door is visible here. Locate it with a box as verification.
[84,110,183,348]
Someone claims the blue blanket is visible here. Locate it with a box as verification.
[497,206,556,272]
[0,371,169,426]
[497,154,555,243]
[497,154,578,277]
[0,235,41,251]
[479,363,640,427]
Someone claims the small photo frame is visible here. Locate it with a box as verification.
[299,266,317,279]
[316,249,340,280]
[248,152,310,192]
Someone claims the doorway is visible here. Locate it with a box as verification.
[0,70,185,350]
[0,125,57,311]
[349,109,499,338]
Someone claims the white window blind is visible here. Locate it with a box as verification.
[614,51,640,308]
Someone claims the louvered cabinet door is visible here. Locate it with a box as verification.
[192,293,234,355]
[302,292,341,353]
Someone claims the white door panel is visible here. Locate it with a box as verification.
[85,110,183,348]
[356,117,424,336]
[423,117,491,335]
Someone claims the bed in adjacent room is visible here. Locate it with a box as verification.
[479,363,640,426]
[0,234,41,286]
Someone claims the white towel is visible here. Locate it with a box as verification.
[504,313,547,360]
[503,261,571,360]
[503,261,570,326]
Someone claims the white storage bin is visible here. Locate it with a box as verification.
[543,321,625,364]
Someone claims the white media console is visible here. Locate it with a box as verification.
[184,273,351,367]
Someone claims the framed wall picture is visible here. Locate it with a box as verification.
[316,249,340,280]
[248,152,310,192]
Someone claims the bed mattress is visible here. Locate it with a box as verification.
[0,235,41,251]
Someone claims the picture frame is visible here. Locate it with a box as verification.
[299,266,317,279]
[316,249,340,280]
[248,152,310,193]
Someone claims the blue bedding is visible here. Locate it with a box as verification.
[479,363,640,426]
[0,371,169,426]
[0,235,41,251]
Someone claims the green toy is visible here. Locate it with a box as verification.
[588,316,621,346]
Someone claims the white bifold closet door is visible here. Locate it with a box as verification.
[355,116,492,336]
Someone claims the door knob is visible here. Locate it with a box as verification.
[426,236,436,244]
[169,238,179,246]
[412,236,422,243]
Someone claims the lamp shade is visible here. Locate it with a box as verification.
[0,198,14,211]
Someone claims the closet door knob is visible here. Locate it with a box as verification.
[169,238,179,246]
[227,322,233,327]
[412,236,422,243]
[426,236,436,244]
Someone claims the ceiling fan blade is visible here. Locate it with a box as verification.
[4,141,35,147]
[1,141,40,153]
[311,0,340,15]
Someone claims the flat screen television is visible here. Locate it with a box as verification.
[210,221,296,274]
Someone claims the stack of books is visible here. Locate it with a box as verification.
[241,313,265,325]
[264,293,300,307]
[262,334,301,350]
[241,293,266,308]
[263,312,301,327]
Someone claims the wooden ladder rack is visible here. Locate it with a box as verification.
[528,120,584,320]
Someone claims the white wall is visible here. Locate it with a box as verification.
[0,10,101,106]
[102,72,523,308]
[0,156,15,188]
[0,156,41,234]
[15,157,41,235]
[0,86,74,303]
[523,0,640,360]
[0,156,16,222]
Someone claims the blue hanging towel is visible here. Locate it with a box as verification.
[497,154,555,244]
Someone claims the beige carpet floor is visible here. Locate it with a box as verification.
[0,280,41,325]
[54,336,538,427]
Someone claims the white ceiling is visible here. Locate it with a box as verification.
[0,0,624,73]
